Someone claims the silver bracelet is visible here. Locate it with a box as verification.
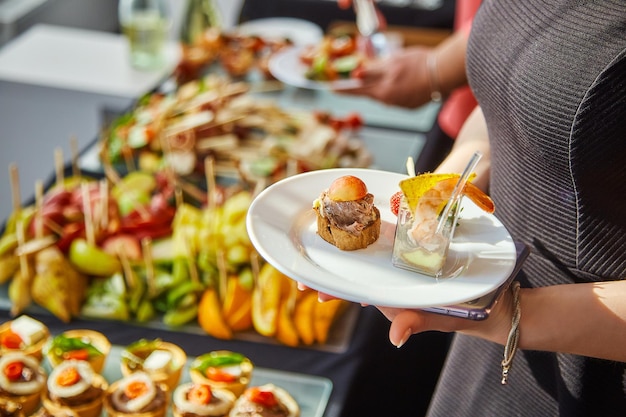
[501,281,521,385]
[426,52,443,102]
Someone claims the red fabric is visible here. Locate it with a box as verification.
[437,0,481,139]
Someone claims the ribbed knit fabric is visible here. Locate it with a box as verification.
[426,1,626,416]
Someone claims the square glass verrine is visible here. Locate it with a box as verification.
[391,195,461,278]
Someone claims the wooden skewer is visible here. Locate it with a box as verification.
[100,180,109,232]
[15,219,29,280]
[35,180,44,239]
[217,249,228,302]
[250,251,260,288]
[70,135,81,179]
[118,249,136,291]
[9,163,22,215]
[81,183,95,246]
[406,156,416,177]
[55,148,65,188]
[204,156,217,210]
[141,238,156,297]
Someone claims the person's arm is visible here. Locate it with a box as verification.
[435,106,490,190]
[386,280,626,363]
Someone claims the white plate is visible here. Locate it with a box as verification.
[268,46,363,90]
[246,168,517,308]
[237,18,324,47]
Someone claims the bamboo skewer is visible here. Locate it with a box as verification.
[55,148,65,188]
[9,163,21,216]
[70,135,81,179]
[141,238,156,297]
[81,183,95,246]
[205,156,217,210]
[35,180,44,239]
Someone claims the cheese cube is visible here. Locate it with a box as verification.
[10,315,46,346]
[143,349,172,373]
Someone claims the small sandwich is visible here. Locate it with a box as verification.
[0,352,47,416]
[229,384,299,417]
[41,359,108,417]
[103,372,168,417]
[313,175,380,251]
[172,382,236,417]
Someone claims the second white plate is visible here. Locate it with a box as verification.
[268,46,363,90]
[246,168,517,308]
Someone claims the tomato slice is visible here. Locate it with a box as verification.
[188,384,212,405]
[246,387,278,407]
[1,330,24,349]
[56,366,80,387]
[63,348,90,361]
[3,361,24,381]
[205,366,236,383]
[125,381,149,399]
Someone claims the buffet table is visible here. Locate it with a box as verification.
[0,23,452,417]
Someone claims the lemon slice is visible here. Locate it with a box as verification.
[399,173,460,213]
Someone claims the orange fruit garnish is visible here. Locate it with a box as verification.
[399,173,494,214]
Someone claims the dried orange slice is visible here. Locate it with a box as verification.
[251,263,283,337]
[398,172,494,214]
[198,288,233,340]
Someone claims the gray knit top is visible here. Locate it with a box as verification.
[427,1,626,416]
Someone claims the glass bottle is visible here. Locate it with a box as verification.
[179,0,222,46]
[118,0,171,70]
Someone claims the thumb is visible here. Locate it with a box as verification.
[388,310,429,347]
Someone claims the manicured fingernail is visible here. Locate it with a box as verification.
[395,328,412,348]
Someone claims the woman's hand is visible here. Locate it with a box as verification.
[337,47,434,108]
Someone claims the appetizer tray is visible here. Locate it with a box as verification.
[41,345,333,417]
[0,287,360,354]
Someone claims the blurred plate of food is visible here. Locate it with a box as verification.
[269,30,369,90]
[236,18,324,47]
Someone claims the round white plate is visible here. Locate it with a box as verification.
[268,46,364,90]
[246,168,517,308]
[237,18,324,47]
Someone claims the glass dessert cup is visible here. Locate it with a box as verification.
[120,339,187,391]
[45,329,111,374]
[392,196,460,278]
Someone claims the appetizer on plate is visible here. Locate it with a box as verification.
[391,173,495,277]
[189,351,253,397]
[41,359,108,417]
[44,329,111,374]
[299,32,366,82]
[103,372,168,417]
[0,352,47,416]
[0,315,49,361]
[172,382,236,417]
[229,384,299,417]
[313,175,380,250]
[120,339,187,391]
